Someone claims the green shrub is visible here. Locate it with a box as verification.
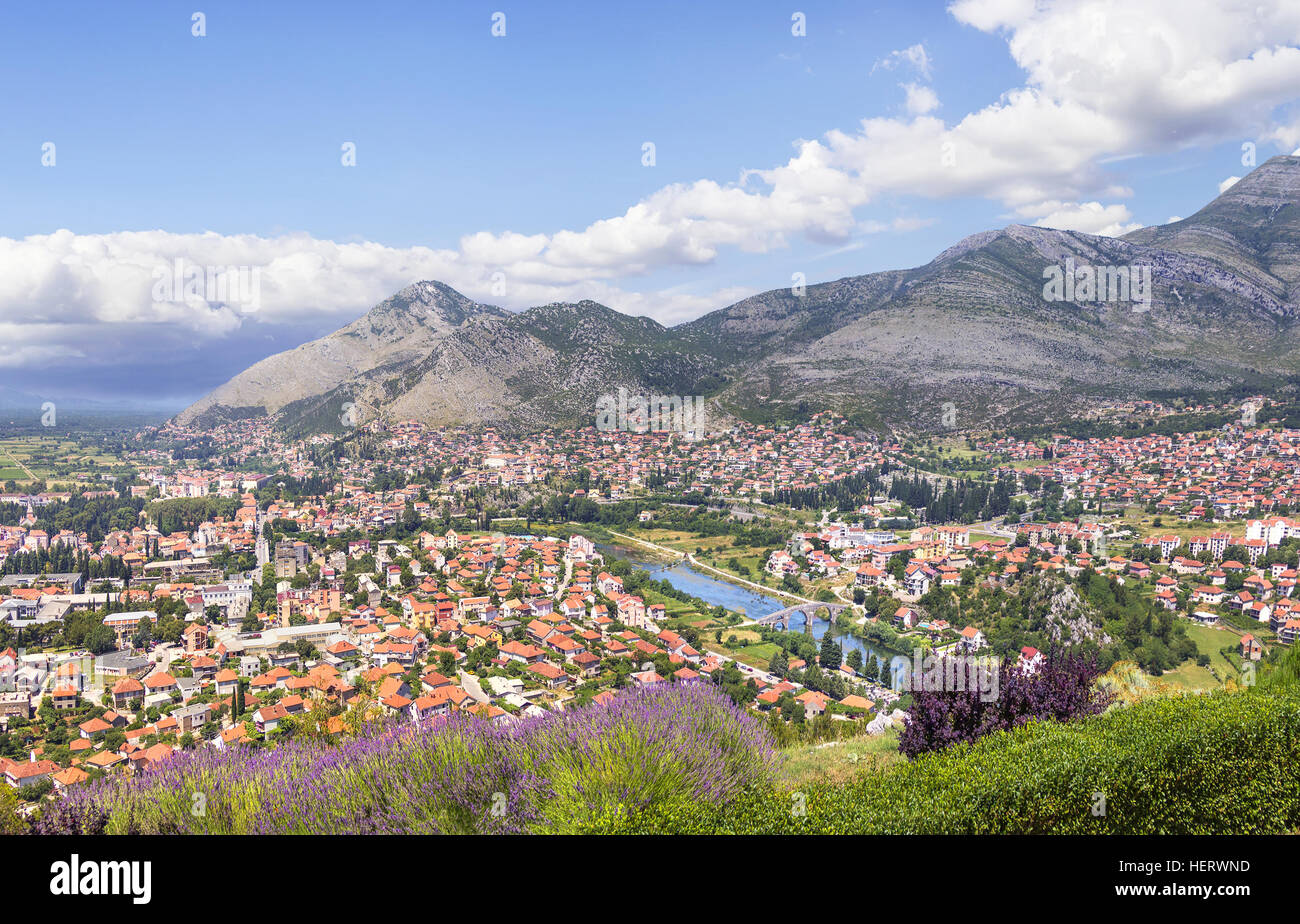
[1260,641,1300,692]
[584,689,1300,834]
[0,784,25,835]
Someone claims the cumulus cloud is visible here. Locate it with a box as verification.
[0,229,764,362]
[1026,201,1143,237]
[1219,175,1242,193]
[1264,119,1300,150]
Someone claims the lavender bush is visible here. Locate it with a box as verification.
[37,684,778,835]
[897,651,1111,760]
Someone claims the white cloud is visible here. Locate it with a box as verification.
[1026,200,1143,237]
[902,83,941,115]
[1264,119,1300,150]
[1219,175,1242,193]
[0,328,86,369]
[0,229,762,371]
[947,0,1038,32]
[873,44,933,78]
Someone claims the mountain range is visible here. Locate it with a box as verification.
[178,155,1300,435]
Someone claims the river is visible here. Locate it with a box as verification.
[599,542,892,670]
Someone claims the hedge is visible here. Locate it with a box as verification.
[582,689,1300,834]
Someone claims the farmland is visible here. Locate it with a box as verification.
[0,435,133,490]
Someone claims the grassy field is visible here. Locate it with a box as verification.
[633,528,698,545]
[1162,622,1243,691]
[694,544,774,584]
[620,524,788,592]
[1162,661,1220,691]
[1117,509,1248,542]
[1186,622,1242,668]
[777,728,904,786]
[929,436,983,459]
[906,437,1008,476]
[1007,457,1051,470]
[693,625,781,667]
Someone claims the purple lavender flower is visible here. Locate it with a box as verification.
[36,684,778,835]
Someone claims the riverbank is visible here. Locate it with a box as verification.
[605,530,821,606]
[507,522,904,668]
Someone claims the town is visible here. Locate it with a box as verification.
[1,396,1297,807]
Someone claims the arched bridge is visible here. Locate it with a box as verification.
[754,602,850,628]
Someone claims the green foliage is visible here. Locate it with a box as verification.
[0,783,26,834]
[584,689,1300,834]
[147,496,241,535]
[1260,641,1300,692]
[950,573,1196,675]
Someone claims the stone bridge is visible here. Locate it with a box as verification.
[754,601,850,628]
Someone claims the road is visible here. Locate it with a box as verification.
[968,518,1017,539]
[553,556,573,601]
[458,669,490,705]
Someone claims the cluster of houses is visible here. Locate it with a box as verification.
[152,410,899,509]
[982,420,1300,519]
[856,514,1300,646]
[14,404,1300,798]
[769,522,975,585]
[0,527,774,796]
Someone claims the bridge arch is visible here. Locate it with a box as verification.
[754,601,850,629]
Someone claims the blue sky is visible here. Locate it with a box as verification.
[1,0,1299,408]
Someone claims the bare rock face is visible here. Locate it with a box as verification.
[1042,583,1113,648]
[178,280,511,424]
[180,157,1300,435]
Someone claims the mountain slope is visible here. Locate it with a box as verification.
[225,298,728,435]
[1124,156,1300,297]
[181,156,1300,434]
[178,281,511,425]
[689,156,1300,427]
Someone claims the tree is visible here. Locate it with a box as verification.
[132,615,153,648]
[84,623,116,654]
[818,631,842,669]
